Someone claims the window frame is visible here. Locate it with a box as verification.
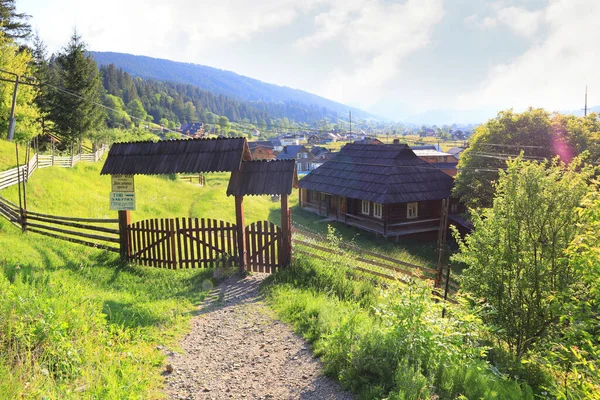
[373,203,383,219]
[407,202,418,219]
[361,200,370,215]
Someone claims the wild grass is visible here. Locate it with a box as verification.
[0,139,27,170]
[263,256,536,399]
[0,215,220,398]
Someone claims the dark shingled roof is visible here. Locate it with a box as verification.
[227,160,298,196]
[100,138,251,175]
[298,143,454,204]
[275,145,310,160]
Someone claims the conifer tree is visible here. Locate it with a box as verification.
[0,0,30,40]
[48,30,105,146]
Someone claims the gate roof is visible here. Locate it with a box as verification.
[100,137,251,175]
[227,160,298,196]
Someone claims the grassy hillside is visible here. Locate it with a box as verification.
[0,161,294,225]
[0,140,27,170]
[0,208,219,397]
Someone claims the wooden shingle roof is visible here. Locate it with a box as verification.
[100,138,251,175]
[227,160,298,196]
[298,143,454,204]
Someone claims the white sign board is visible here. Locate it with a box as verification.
[111,175,135,192]
[110,192,136,210]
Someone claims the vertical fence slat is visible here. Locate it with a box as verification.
[269,223,276,273]
[182,218,189,268]
[219,220,225,269]
[188,217,195,268]
[151,219,157,267]
[195,218,201,268]
[176,218,182,269]
[201,218,208,268]
[170,219,177,269]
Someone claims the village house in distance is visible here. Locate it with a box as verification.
[298,143,456,238]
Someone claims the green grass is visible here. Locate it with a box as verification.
[1,161,295,225]
[0,216,220,398]
[0,140,28,170]
[263,256,537,400]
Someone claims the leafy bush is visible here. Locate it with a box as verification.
[265,255,534,399]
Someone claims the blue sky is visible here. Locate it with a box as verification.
[19,0,598,122]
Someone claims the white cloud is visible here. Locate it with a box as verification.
[496,6,544,37]
[296,0,445,106]
[456,0,600,111]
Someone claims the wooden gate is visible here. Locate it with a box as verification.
[127,218,237,269]
[245,220,283,273]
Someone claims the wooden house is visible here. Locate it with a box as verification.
[298,143,455,238]
[276,145,314,173]
[411,145,458,177]
[249,145,276,160]
[354,137,384,145]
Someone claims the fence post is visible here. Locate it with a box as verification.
[280,194,291,267]
[118,210,131,262]
[235,195,246,271]
[442,264,451,318]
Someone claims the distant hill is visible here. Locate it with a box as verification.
[91,51,375,122]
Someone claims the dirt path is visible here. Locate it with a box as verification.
[163,274,353,400]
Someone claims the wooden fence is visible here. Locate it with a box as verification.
[126,217,237,269]
[0,145,108,190]
[179,174,206,186]
[291,226,460,297]
[246,220,282,273]
[0,194,119,252]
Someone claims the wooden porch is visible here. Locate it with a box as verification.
[300,201,441,237]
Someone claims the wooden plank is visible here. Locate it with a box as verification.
[158,219,165,268]
[207,219,214,266]
[270,223,277,273]
[135,221,142,264]
[176,218,182,269]
[219,220,225,268]
[26,215,119,235]
[151,219,158,267]
[252,223,259,273]
[28,227,119,253]
[195,218,201,268]
[140,219,147,266]
[26,222,120,243]
[201,218,208,268]
[257,221,264,273]
[182,218,189,268]
[24,210,118,223]
[168,219,176,269]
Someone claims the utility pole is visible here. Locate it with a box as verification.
[7,75,19,142]
[582,86,589,117]
[349,110,352,135]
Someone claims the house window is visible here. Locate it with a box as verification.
[373,203,383,219]
[407,202,418,219]
[450,202,458,213]
[362,200,370,215]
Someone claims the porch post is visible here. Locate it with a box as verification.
[280,194,291,267]
[118,210,131,262]
[235,195,247,271]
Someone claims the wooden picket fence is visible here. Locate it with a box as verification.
[0,145,108,190]
[126,217,238,269]
[245,220,282,273]
[125,218,286,272]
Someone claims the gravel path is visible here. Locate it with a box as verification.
[163,274,353,400]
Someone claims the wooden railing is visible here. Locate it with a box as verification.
[291,226,460,298]
[0,145,108,190]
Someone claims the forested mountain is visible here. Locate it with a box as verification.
[92,51,375,123]
[99,64,342,129]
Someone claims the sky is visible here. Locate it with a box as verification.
[18,0,600,122]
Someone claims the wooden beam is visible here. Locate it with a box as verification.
[118,210,131,261]
[280,194,290,267]
[235,195,247,271]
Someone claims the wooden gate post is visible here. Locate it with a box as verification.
[280,194,291,267]
[118,210,131,262]
[235,195,247,271]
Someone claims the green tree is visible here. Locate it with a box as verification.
[48,30,105,146]
[0,0,30,40]
[453,156,596,356]
[104,94,131,128]
[0,31,39,141]
[30,32,54,135]
[217,115,230,136]
[126,99,147,127]
[454,109,560,209]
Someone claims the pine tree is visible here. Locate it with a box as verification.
[0,0,31,40]
[48,30,105,146]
